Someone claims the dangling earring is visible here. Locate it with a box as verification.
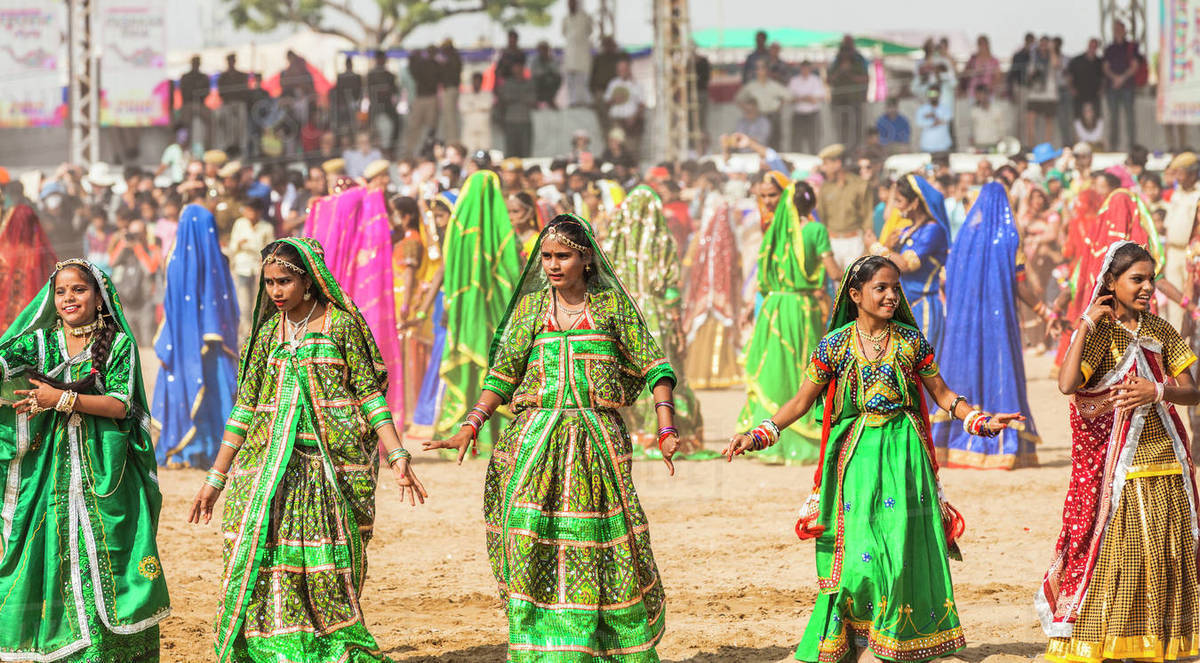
[303,291,312,301]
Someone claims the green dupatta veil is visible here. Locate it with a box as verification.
[481,214,676,659]
[0,261,169,658]
[237,237,387,381]
[489,213,659,360]
[215,237,393,662]
[738,182,834,464]
[436,170,523,451]
[602,186,705,452]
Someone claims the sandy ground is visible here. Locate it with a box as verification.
[155,349,1078,662]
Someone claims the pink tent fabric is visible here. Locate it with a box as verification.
[262,63,332,102]
[304,187,405,422]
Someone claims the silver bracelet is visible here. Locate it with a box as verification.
[948,395,967,420]
[1079,313,1096,332]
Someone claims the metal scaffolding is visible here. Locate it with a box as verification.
[1099,0,1146,46]
[653,0,699,161]
[597,0,615,40]
[67,0,100,167]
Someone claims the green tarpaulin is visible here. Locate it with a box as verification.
[690,28,920,55]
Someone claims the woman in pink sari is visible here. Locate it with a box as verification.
[304,184,406,422]
[960,35,1001,100]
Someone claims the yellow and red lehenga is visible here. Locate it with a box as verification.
[1038,245,1200,663]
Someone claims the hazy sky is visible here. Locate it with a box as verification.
[171,0,1151,58]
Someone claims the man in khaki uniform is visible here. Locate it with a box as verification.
[814,143,871,269]
[212,160,243,247]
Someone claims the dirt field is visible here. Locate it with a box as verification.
[156,350,1076,662]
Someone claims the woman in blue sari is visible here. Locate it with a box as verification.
[410,191,456,439]
[153,203,240,467]
[931,182,1042,469]
[868,174,950,347]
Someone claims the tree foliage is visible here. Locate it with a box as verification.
[225,0,555,47]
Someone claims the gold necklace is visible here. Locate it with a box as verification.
[856,323,889,355]
[66,317,103,338]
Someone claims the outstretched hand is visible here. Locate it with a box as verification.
[720,433,756,462]
[985,412,1025,433]
[423,428,475,464]
[390,458,429,506]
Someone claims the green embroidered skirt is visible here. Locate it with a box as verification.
[485,407,665,662]
[796,416,964,662]
[739,290,826,464]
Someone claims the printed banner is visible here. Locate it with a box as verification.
[0,3,64,127]
[99,0,168,126]
[1160,0,1200,124]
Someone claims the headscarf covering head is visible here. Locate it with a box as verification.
[1,259,147,414]
[758,170,791,229]
[901,174,951,236]
[1096,189,1162,267]
[246,238,388,390]
[1088,240,1157,307]
[0,203,57,329]
[489,213,649,364]
[827,255,918,332]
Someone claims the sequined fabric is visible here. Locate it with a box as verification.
[481,289,674,661]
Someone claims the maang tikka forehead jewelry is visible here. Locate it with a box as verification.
[544,225,589,255]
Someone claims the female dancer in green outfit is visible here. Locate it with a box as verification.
[427,214,679,662]
[737,181,841,464]
[724,255,1022,663]
[604,185,704,453]
[188,238,427,663]
[434,170,523,454]
[0,259,169,661]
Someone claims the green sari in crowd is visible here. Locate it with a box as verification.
[738,185,832,464]
[215,238,395,663]
[0,261,169,662]
[603,185,704,453]
[435,170,523,453]
[482,215,673,661]
[794,259,964,663]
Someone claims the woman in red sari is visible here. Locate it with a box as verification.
[0,203,57,329]
[1055,177,1158,367]
[683,172,743,389]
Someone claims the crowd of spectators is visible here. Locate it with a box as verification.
[726,21,1154,166]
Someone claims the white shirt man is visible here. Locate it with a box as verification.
[562,1,593,107]
[1164,153,1200,326]
[605,75,643,120]
[788,70,826,115]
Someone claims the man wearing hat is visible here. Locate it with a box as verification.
[212,160,243,247]
[1066,141,1094,196]
[1028,142,1062,186]
[815,143,871,269]
[363,159,391,192]
[203,149,227,180]
[322,158,347,178]
[500,157,524,193]
[1164,151,1200,325]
